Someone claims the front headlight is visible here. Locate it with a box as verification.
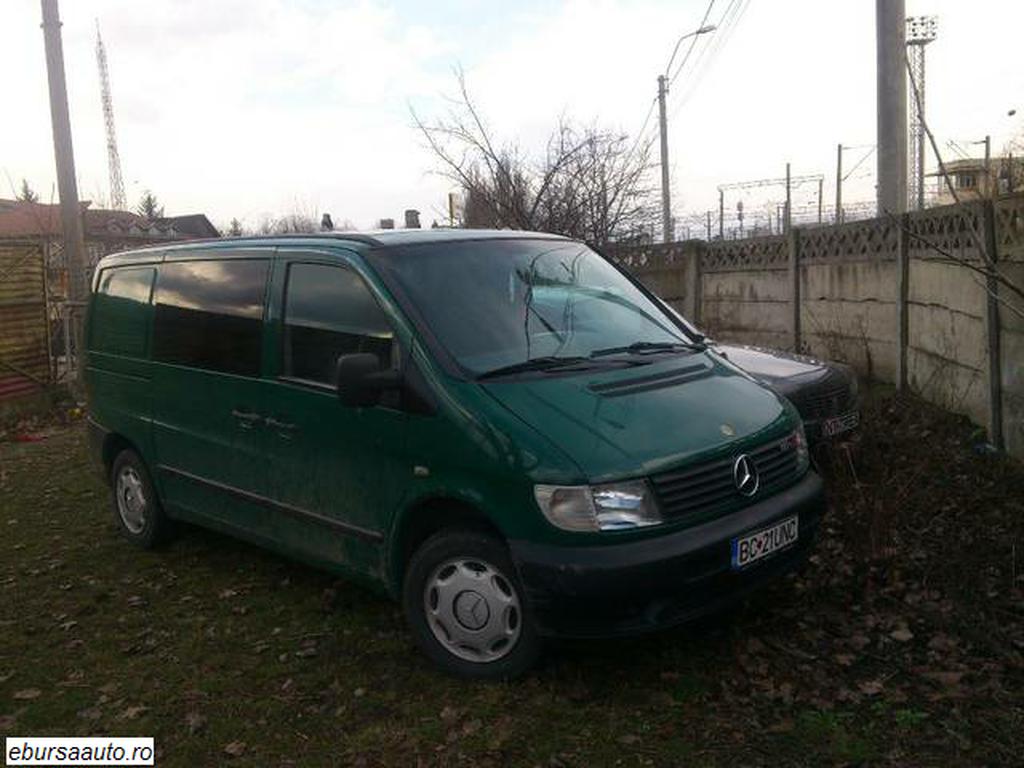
[781,425,810,475]
[534,480,662,532]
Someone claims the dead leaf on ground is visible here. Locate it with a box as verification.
[223,741,247,757]
[184,711,206,735]
[858,680,884,696]
[12,689,41,700]
[921,670,964,688]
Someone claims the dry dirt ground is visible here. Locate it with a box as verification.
[1,388,1022,766]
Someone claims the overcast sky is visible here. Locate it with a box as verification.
[2,0,1022,232]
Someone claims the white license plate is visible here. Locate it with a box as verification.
[822,410,859,437]
[731,516,799,569]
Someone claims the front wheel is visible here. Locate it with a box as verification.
[402,530,542,679]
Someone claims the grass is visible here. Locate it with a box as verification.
[1,387,1022,766]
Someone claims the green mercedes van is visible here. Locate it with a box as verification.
[85,230,824,678]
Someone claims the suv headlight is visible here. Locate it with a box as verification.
[534,480,662,532]
[781,425,810,476]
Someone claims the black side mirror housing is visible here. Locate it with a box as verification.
[335,353,402,407]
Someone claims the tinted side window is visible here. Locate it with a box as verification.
[283,263,393,385]
[90,267,154,356]
[152,259,268,376]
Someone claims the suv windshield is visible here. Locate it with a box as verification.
[372,238,697,377]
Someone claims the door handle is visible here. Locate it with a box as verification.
[231,409,263,426]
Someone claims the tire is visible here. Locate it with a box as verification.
[402,530,542,680]
[109,449,171,549]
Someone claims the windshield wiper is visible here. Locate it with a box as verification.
[476,356,591,380]
[589,340,706,358]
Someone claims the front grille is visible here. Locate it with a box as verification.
[650,437,799,525]
[790,370,851,420]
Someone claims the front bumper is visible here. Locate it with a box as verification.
[509,471,825,638]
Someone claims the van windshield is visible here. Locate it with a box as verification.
[372,239,697,378]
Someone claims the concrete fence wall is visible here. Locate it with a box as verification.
[607,193,1024,460]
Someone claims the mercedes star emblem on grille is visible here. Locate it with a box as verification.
[733,454,760,497]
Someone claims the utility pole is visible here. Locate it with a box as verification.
[983,134,991,197]
[655,25,716,244]
[657,75,672,242]
[706,210,712,240]
[41,0,87,385]
[835,144,843,223]
[817,177,823,224]
[718,188,724,240]
[785,163,792,233]
[876,0,908,215]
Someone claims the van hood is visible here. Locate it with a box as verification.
[480,353,792,483]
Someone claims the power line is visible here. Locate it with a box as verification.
[667,0,717,86]
[623,95,659,170]
[842,145,876,181]
[669,0,749,121]
[671,0,734,89]
[629,3,728,170]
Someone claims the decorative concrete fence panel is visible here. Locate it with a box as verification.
[798,220,900,382]
[905,203,990,433]
[701,235,790,349]
[994,196,1024,457]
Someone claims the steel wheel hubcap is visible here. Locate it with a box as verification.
[424,557,522,663]
[116,467,147,534]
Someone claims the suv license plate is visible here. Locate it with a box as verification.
[731,516,799,570]
[822,411,859,437]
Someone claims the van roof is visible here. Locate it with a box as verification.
[95,228,574,267]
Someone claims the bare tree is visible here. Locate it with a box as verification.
[248,207,356,236]
[412,70,657,245]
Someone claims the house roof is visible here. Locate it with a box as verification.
[0,199,67,237]
[156,214,221,239]
[0,199,213,241]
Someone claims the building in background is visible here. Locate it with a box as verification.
[932,156,1024,205]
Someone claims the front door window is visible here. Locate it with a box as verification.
[282,262,395,386]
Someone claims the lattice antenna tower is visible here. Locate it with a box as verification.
[96,21,126,210]
[906,15,937,211]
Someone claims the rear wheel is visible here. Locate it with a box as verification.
[403,530,542,679]
[110,449,170,549]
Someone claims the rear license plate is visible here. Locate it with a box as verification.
[731,516,799,570]
[822,410,859,437]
